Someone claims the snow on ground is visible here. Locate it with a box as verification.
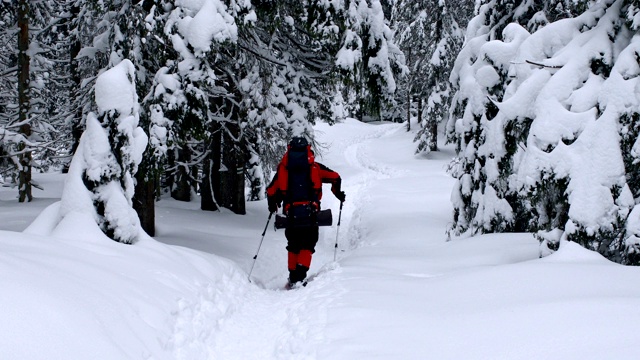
[1,119,640,359]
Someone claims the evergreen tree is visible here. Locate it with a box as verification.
[150,0,242,209]
[65,0,110,164]
[341,0,407,122]
[111,0,167,234]
[392,0,465,153]
[447,0,640,264]
[0,1,20,186]
[240,62,290,201]
[0,0,64,201]
[446,0,582,236]
[74,60,147,244]
[16,0,32,202]
[150,0,405,216]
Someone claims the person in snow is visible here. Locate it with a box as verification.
[267,136,346,287]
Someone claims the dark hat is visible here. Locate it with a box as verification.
[289,136,309,150]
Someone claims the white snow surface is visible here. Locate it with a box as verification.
[2,119,640,359]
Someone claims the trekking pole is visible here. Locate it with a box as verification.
[248,212,274,282]
[333,201,344,262]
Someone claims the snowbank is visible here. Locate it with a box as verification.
[0,230,249,360]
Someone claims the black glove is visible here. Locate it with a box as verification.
[268,198,278,213]
[336,191,346,202]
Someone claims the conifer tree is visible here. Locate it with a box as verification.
[16,0,32,202]
[65,0,110,162]
[150,0,405,216]
[0,0,63,201]
[71,59,147,244]
[392,0,464,153]
[447,0,640,265]
[446,0,582,236]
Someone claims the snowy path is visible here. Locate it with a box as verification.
[191,120,399,359]
[206,269,342,360]
[190,119,536,359]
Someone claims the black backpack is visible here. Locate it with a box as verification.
[286,142,317,227]
[273,137,332,229]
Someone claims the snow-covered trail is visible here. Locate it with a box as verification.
[181,119,540,359]
[314,120,576,360]
[312,121,640,360]
[201,268,342,360]
[186,120,401,359]
[200,118,511,359]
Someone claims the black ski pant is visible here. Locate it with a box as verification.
[285,225,318,282]
[285,225,319,255]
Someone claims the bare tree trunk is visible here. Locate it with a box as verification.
[429,110,438,152]
[406,90,411,132]
[64,3,83,174]
[416,97,423,132]
[201,124,221,211]
[405,49,412,130]
[18,0,32,202]
[133,169,156,236]
[218,102,246,215]
[203,82,246,214]
[171,146,193,202]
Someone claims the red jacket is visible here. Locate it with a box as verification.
[267,147,341,212]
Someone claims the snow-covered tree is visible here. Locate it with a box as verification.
[448,0,640,264]
[62,0,168,234]
[148,0,405,215]
[392,0,465,153]
[149,0,244,210]
[63,60,147,244]
[15,0,33,202]
[0,0,68,201]
[519,0,640,262]
[66,0,113,161]
[446,0,583,236]
[240,62,290,201]
[118,0,169,235]
[339,0,407,122]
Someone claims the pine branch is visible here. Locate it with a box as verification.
[238,43,288,67]
[0,67,18,77]
[524,59,563,69]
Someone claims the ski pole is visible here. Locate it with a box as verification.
[248,212,274,282]
[333,201,344,262]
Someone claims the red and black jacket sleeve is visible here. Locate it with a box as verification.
[266,166,284,206]
[316,163,342,198]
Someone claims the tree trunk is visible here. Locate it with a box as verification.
[204,83,246,214]
[64,3,83,174]
[171,147,192,201]
[429,121,438,151]
[417,97,423,132]
[429,111,438,152]
[201,125,221,211]
[219,133,246,215]
[133,169,156,236]
[17,0,32,202]
[406,90,411,131]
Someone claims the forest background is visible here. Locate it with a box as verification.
[1,0,640,265]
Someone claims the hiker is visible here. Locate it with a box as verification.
[267,136,346,287]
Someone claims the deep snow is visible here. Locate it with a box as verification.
[1,119,640,359]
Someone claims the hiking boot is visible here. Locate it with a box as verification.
[289,264,308,283]
[297,264,309,281]
[287,264,309,288]
[285,280,301,290]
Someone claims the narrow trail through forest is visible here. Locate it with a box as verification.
[206,121,402,359]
